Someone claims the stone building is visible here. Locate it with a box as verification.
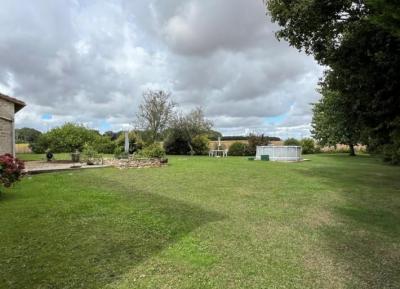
[0,93,26,156]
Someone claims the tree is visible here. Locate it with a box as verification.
[284,138,301,146]
[136,90,176,143]
[311,87,361,156]
[15,128,42,144]
[33,123,100,153]
[246,134,270,155]
[267,0,400,161]
[165,108,213,155]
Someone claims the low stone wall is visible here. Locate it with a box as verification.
[103,158,167,169]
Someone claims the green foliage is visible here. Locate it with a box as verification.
[164,133,190,155]
[115,131,144,153]
[165,108,213,155]
[113,146,128,159]
[93,135,116,154]
[246,134,270,155]
[138,143,166,158]
[283,138,300,146]
[300,138,316,154]
[191,135,210,155]
[33,123,100,153]
[15,127,42,144]
[311,87,361,156]
[207,130,223,141]
[267,0,400,162]
[82,144,101,165]
[382,144,400,165]
[228,142,248,156]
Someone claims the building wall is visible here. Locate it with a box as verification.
[0,98,14,155]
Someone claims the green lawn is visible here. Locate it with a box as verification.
[16,153,114,161]
[16,152,73,161]
[1,154,400,289]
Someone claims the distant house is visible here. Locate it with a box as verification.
[0,93,26,156]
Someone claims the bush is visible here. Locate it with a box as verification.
[191,135,210,155]
[82,144,100,165]
[246,134,270,155]
[284,138,301,146]
[300,138,316,154]
[382,144,400,165]
[138,143,166,158]
[115,131,144,154]
[93,136,117,154]
[228,142,248,156]
[0,154,25,190]
[164,133,191,155]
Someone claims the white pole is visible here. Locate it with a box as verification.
[124,131,129,153]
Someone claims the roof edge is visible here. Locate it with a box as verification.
[0,92,26,112]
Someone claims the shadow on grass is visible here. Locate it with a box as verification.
[297,155,400,287]
[0,174,224,289]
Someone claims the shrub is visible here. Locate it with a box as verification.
[191,135,210,155]
[93,136,117,154]
[115,131,144,154]
[300,138,316,154]
[382,144,400,165]
[284,138,301,146]
[228,142,248,156]
[82,144,100,165]
[164,136,190,155]
[246,134,270,155]
[138,143,166,158]
[0,154,25,190]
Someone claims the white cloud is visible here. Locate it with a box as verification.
[1,0,323,139]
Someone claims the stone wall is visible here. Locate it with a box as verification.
[0,98,14,155]
[103,158,167,169]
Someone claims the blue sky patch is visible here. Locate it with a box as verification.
[265,112,288,125]
[41,113,53,120]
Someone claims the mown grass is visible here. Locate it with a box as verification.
[16,153,113,161]
[1,154,400,289]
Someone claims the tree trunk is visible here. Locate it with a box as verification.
[188,141,195,156]
[349,144,356,156]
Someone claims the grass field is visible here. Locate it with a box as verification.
[16,153,113,161]
[1,154,400,289]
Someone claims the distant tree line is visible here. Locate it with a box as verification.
[208,135,281,141]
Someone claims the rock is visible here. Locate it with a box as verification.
[102,158,166,169]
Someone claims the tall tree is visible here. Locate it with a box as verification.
[311,84,361,156]
[135,90,176,143]
[267,0,400,161]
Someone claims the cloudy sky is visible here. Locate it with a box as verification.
[0,0,323,138]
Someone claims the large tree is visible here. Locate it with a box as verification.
[267,0,400,161]
[135,90,176,143]
[311,84,361,156]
